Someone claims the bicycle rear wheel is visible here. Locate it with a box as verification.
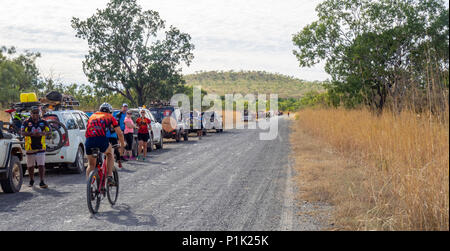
[87,170,101,214]
[45,120,68,152]
[107,169,119,205]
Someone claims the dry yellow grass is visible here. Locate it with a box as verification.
[292,108,449,230]
[221,110,242,128]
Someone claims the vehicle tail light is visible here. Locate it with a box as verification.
[63,134,70,146]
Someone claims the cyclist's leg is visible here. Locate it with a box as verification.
[108,137,119,162]
[86,155,96,179]
[85,137,107,179]
[104,144,114,177]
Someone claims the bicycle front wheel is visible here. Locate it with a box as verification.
[87,170,101,214]
[107,169,119,205]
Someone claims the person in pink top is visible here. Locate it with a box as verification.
[124,111,137,160]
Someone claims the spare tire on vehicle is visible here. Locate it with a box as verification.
[162,117,177,133]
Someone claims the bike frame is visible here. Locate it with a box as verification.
[94,152,108,193]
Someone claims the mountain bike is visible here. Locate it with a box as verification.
[86,145,120,214]
[3,107,69,152]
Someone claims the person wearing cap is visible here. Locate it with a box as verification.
[21,107,51,188]
[115,103,128,132]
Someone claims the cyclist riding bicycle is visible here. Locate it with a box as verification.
[85,103,125,185]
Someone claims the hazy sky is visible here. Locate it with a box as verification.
[0,0,329,84]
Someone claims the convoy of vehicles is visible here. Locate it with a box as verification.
[0,92,235,194]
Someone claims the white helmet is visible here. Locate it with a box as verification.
[99,103,113,113]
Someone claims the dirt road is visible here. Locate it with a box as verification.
[0,117,326,230]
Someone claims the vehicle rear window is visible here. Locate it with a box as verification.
[150,107,174,122]
[61,113,78,130]
[129,110,140,123]
[72,113,86,130]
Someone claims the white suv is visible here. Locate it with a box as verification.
[20,110,88,174]
[203,111,223,133]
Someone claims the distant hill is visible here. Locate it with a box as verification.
[184,70,325,99]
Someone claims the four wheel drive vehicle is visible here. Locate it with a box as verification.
[149,106,189,142]
[0,121,25,193]
[188,111,207,138]
[203,111,223,133]
[126,108,163,156]
[17,110,89,174]
[241,110,256,122]
[257,111,266,119]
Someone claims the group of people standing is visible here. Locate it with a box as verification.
[85,102,154,184]
[112,103,152,163]
[21,102,154,189]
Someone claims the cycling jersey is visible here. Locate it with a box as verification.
[136,117,151,134]
[21,118,50,153]
[85,112,119,138]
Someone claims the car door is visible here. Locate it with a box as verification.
[146,110,161,141]
[72,112,87,147]
[59,112,79,161]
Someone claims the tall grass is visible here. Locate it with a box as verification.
[294,108,449,230]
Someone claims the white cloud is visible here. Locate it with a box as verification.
[0,0,329,84]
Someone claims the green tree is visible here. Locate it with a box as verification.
[293,0,449,113]
[0,46,41,106]
[71,0,194,107]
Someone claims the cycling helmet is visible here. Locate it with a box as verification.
[99,103,113,113]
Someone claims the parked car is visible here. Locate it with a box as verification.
[257,111,266,119]
[126,108,163,155]
[188,111,207,138]
[0,121,24,193]
[18,110,89,174]
[149,105,189,142]
[203,111,223,133]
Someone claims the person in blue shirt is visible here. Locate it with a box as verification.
[114,103,128,162]
[115,104,128,132]
[106,123,122,168]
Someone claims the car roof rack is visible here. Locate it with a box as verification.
[40,95,80,111]
[11,93,80,114]
[148,100,173,107]
[10,102,44,113]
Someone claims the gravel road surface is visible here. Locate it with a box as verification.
[0,116,326,231]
